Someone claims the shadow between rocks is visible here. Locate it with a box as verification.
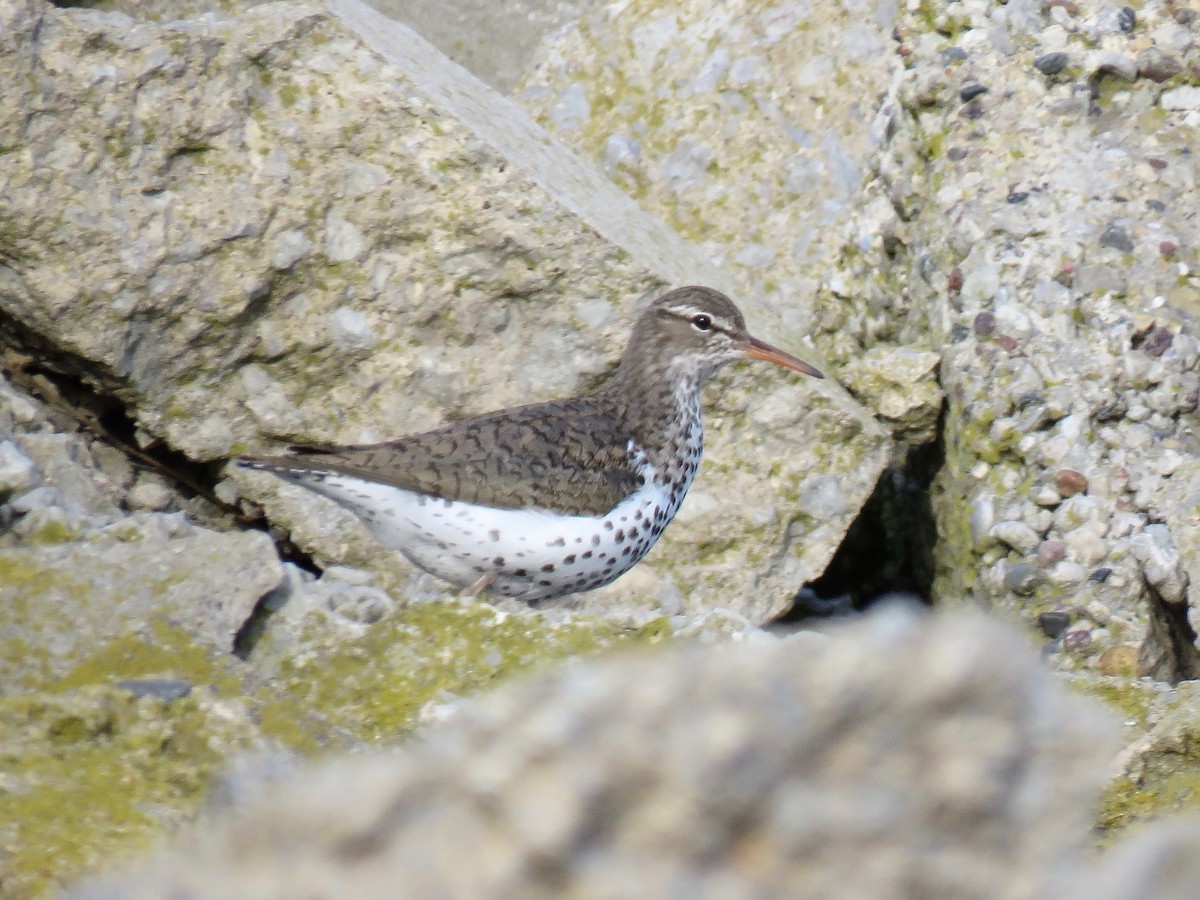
[780,417,944,622]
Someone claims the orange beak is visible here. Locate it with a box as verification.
[738,335,824,378]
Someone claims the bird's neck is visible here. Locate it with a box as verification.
[604,358,705,469]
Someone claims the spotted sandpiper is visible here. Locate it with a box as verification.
[239,286,823,601]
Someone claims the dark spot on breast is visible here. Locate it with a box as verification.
[493,556,505,566]
[541,563,555,572]
[622,547,632,556]
[603,520,614,530]
[629,527,639,539]
[582,551,593,559]
[615,530,625,543]
[538,579,553,587]
[489,529,501,542]
[436,540,449,550]
[564,554,576,564]
[575,536,583,543]
[514,568,527,577]
[634,509,643,520]
[592,535,601,546]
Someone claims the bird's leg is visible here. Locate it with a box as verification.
[463,573,496,597]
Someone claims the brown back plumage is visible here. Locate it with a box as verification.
[240,286,802,516]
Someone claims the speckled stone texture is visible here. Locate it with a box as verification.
[517,0,922,407]
[868,0,1200,681]
[74,608,1118,900]
[518,0,1200,676]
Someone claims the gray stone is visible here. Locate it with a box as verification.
[1136,47,1184,83]
[374,0,600,93]
[0,523,283,693]
[1161,86,1200,111]
[74,610,1118,900]
[1099,223,1135,253]
[16,434,122,519]
[1089,52,1138,82]
[1064,526,1108,567]
[127,476,176,512]
[0,439,37,497]
[1131,525,1187,605]
[1004,562,1043,596]
[1060,817,1200,900]
[992,520,1041,554]
[1034,52,1069,75]
[839,346,943,442]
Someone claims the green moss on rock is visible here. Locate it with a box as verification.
[256,600,671,752]
[0,686,260,898]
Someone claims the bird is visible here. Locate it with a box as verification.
[238,285,823,602]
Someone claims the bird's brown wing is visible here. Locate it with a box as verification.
[242,398,640,517]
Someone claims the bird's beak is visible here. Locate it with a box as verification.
[738,336,824,378]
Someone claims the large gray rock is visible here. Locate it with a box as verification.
[374,0,601,93]
[0,517,283,692]
[61,0,601,94]
[517,0,915,381]
[516,0,1200,679]
[0,0,886,622]
[866,0,1200,680]
[1056,817,1200,900]
[75,609,1118,899]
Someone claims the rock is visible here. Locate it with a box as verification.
[1048,560,1088,585]
[1034,52,1069,76]
[2,683,265,899]
[0,523,283,692]
[516,0,896,349]
[839,346,943,442]
[970,494,997,549]
[1099,224,1135,253]
[0,0,884,624]
[1161,86,1200,111]
[1131,526,1187,605]
[992,520,1041,553]
[0,439,37,497]
[1062,817,1200,900]
[1096,645,1140,677]
[126,476,176,512]
[1136,48,1183,83]
[16,434,122,520]
[74,610,1118,899]
[1004,562,1043,596]
[1038,610,1072,639]
[1064,526,1108,567]
[960,83,988,102]
[1089,52,1138,82]
[116,678,194,701]
[1038,540,1068,567]
[1055,469,1089,497]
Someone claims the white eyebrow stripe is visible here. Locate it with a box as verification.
[665,305,731,327]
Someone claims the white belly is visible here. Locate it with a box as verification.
[283,464,687,601]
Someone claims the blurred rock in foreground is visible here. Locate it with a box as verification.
[75,608,1118,900]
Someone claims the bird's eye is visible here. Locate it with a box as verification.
[691,314,713,332]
